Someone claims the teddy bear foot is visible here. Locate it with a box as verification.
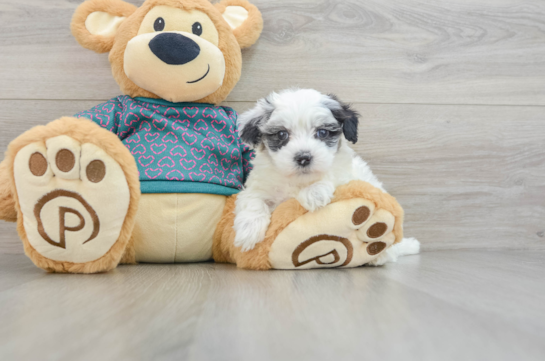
[268,197,400,269]
[6,117,140,273]
[214,180,406,270]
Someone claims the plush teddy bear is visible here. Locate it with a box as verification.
[0,0,406,273]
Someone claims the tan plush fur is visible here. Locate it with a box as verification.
[119,235,137,265]
[214,0,263,49]
[71,0,263,105]
[2,0,261,273]
[4,117,141,273]
[213,180,404,270]
[71,0,138,53]
[0,159,17,222]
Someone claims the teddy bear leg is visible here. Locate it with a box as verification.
[119,234,138,265]
[214,180,406,270]
[213,194,283,270]
[0,158,18,222]
[3,117,140,273]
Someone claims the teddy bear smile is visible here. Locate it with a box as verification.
[187,64,211,84]
[147,32,212,84]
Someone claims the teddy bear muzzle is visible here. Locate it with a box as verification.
[123,31,226,103]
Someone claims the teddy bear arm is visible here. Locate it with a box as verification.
[74,97,124,137]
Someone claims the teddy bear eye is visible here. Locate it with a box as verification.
[192,22,203,36]
[154,17,165,32]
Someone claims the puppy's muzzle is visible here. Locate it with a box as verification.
[149,33,200,65]
[294,152,313,167]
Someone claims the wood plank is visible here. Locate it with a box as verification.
[0,223,21,255]
[1,251,545,360]
[0,0,544,104]
[0,100,544,254]
[351,103,545,251]
[383,249,545,337]
[189,250,545,361]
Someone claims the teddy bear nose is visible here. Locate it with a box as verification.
[149,33,201,65]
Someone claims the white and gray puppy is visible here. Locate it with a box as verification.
[234,88,419,264]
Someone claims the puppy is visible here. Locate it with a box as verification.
[234,89,419,265]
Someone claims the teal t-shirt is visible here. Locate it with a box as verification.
[76,96,254,195]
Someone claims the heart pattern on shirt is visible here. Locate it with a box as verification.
[75,96,255,189]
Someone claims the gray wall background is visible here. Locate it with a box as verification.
[1,0,544,254]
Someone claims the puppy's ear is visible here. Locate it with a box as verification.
[325,94,360,144]
[238,95,275,147]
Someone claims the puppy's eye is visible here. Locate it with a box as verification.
[277,131,289,141]
[154,17,165,31]
[192,22,203,36]
[316,129,329,139]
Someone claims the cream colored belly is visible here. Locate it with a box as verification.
[132,193,227,263]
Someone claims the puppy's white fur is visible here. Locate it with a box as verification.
[234,89,419,265]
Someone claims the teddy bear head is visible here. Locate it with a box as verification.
[71,0,263,104]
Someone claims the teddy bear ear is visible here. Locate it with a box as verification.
[71,0,137,53]
[215,0,264,49]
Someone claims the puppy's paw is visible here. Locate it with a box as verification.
[233,212,271,252]
[368,237,420,266]
[367,250,394,266]
[296,181,335,212]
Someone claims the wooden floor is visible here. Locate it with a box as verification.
[1,250,545,361]
[0,0,544,359]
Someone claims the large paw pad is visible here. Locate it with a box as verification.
[13,136,131,264]
[269,198,398,269]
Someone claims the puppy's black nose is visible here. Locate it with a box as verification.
[294,152,313,167]
[149,33,200,65]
